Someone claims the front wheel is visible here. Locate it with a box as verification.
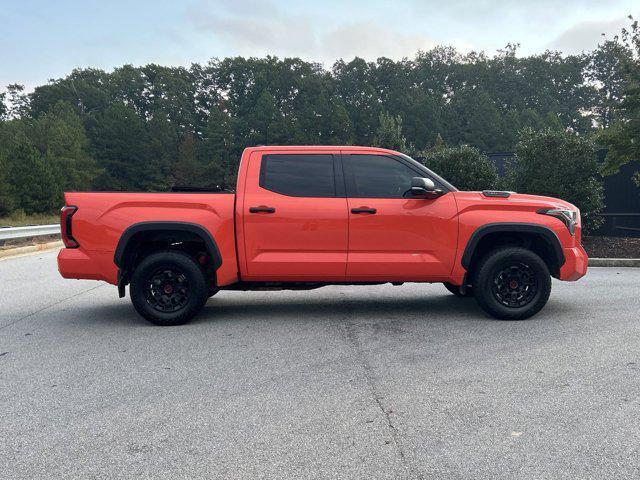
[130,250,209,326]
[473,247,551,320]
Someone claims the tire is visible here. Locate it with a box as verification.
[443,282,474,298]
[130,250,209,326]
[473,247,551,320]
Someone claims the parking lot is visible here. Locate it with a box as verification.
[1,250,639,479]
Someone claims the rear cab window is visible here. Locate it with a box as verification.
[259,154,341,197]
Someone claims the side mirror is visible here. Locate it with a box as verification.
[410,177,443,199]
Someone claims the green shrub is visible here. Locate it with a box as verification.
[421,145,498,191]
[511,128,604,233]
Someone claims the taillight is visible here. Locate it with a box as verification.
[60,205,79,248]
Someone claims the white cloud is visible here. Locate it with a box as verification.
[322,22,436,61]
[187,0,635,62]
[187,0,441,64]
[548,16,632,53]
[192,14,318,57]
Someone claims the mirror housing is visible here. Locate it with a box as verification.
[410,177,443,199]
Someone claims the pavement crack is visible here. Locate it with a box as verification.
[339,308,422,480]
[0,284,104,331]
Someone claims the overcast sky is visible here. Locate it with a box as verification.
[1,0,637,88]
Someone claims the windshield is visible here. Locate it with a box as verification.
[399,154,458,192]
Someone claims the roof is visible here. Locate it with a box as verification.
[244,145,403,155]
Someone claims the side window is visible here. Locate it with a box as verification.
[260,154,336,197]
[346,154,418,198]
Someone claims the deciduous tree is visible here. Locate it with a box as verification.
[599,17,640,181]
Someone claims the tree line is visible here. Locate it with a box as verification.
[0,19,638,220]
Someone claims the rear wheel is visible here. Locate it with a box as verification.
[473,247,551,320]
[442,282,474,298]
[130,250,209,326]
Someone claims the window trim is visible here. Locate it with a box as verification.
[342,153,450,199]
[258,153,343,198]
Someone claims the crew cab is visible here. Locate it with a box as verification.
[58,146,587,325]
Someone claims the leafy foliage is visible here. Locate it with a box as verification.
[0,123,14,215]
[89,102,163,191]
[598,17,640,177]
[30,101,101,192]
[0,32,635,222]
[0,163,14,216]
[421,145,498,191]
[373,111,407,151]
[7,136,59,214]
[0,103,101,214]
[511,129,605,233]
[173,134,200,187]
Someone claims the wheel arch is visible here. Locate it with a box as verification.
[462,223,565,279]
[114,222,222,292]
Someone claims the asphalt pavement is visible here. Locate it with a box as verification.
[1,250,639,479]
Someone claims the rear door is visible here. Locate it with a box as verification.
[242,150,348,280]
[343,152,458,280]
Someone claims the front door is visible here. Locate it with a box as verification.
[343,152,458,280]
[242,150,348,280]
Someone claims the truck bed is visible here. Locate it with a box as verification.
[59,192,238,286]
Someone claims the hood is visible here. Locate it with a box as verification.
[453,191,577,211]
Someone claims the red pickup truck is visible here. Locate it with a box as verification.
[58,146,587,325]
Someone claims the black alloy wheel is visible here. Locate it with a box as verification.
[491,263,538,308]
[130,250,209,326]
[145,267,191,313]
[473,247,551,320]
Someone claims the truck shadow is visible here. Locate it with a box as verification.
[199,293,485,325]
[201,292,572,326]
[72,292,572,328]
[72,292,481,327]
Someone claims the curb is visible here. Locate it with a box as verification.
[0,241,63,260]
[588,258,640,267]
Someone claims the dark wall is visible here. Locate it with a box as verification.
[598,160,640,237]
[487,153,640,237]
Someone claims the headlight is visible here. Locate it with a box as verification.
[537,208,579,235]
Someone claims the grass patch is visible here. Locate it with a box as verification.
[0,212,59,227]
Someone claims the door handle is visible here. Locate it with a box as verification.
[249,206,276,214]
[351,207,377,214]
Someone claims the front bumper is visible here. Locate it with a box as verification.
[559,245,588,281]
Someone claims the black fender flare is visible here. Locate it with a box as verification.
[461,222,565,270]
[113,221,222,271]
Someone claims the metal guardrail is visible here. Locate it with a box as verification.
[0,224,60,240]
